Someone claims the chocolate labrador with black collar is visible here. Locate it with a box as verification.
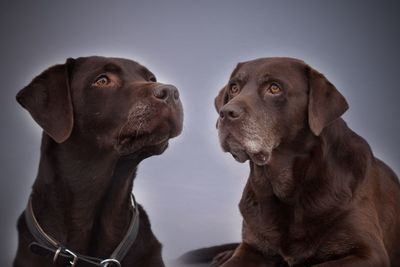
[181,57,400,266]
[13,56,183,267]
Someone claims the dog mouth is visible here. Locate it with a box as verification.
[220,132,271,166]
[247,151,270,165]
[115,102,183,156]
[116,116,182,156]
[116,129,171,156]
[230,148,270,166]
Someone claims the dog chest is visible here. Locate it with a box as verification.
[239,182,353,266]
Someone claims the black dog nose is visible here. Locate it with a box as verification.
[153,84,179,103]
[219,105,243,121]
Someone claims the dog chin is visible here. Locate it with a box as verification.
[248,151,270,166]
[138,140,170,157]
[116,113,182,157]
[116,131,170,157]
[221,135,271,166]
[229,149,250,163]
[228,149,270,166]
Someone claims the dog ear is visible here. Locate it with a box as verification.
[16,58,76,143]
[214,85,228,113]
[307,66,349,136]
[214,86,228,128]
[215,62,244,112]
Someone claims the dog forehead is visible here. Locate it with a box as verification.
[75,56,145,74]
[70,56,153,86]
[239,57,305,76]
[232,58,308,89]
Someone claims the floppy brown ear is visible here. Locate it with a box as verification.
[307,66,349,136]
[16,58,75,143]
[215,62,244,113]
[214,85,228,113]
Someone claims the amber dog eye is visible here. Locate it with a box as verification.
[267,83,282,95]
[93,75,110,87]
[229,84,240,96]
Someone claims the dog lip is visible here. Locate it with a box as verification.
[219,128,274,165]
[168,120,183,138]
[230,150,270,165]
[115,133,170,156]
[148,139,169,155]
[220,133,251,163]
[248,151,270,166]
[119,131,169,145]
[231,150,249,163]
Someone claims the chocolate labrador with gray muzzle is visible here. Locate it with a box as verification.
[181,57,400,267]
[13,56,183,267]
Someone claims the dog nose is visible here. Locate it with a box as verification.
[153,84,180,104]
[219,105,243,121]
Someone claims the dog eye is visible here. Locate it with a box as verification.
[267,83,282,95]
[229,84,240,96]
[93,75,110,87]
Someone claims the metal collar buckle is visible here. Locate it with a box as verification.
[26,194,139,267]
[53,247,63,263]
[100,258,121,267]
[53,246,78,267]
[65,249,78,266]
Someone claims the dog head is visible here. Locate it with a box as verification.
[17,56,183,158]
[215,57,348,165]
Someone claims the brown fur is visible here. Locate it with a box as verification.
[212,58,400,267]
[13,56,183,267]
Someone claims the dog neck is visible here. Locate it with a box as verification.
[30,133,142,256]
[248,119,371,210]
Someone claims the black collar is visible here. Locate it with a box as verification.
[25,194,140,267]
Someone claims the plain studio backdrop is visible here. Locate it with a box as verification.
[1,1,399,265]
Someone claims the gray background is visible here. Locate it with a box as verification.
[1,1,399,266]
